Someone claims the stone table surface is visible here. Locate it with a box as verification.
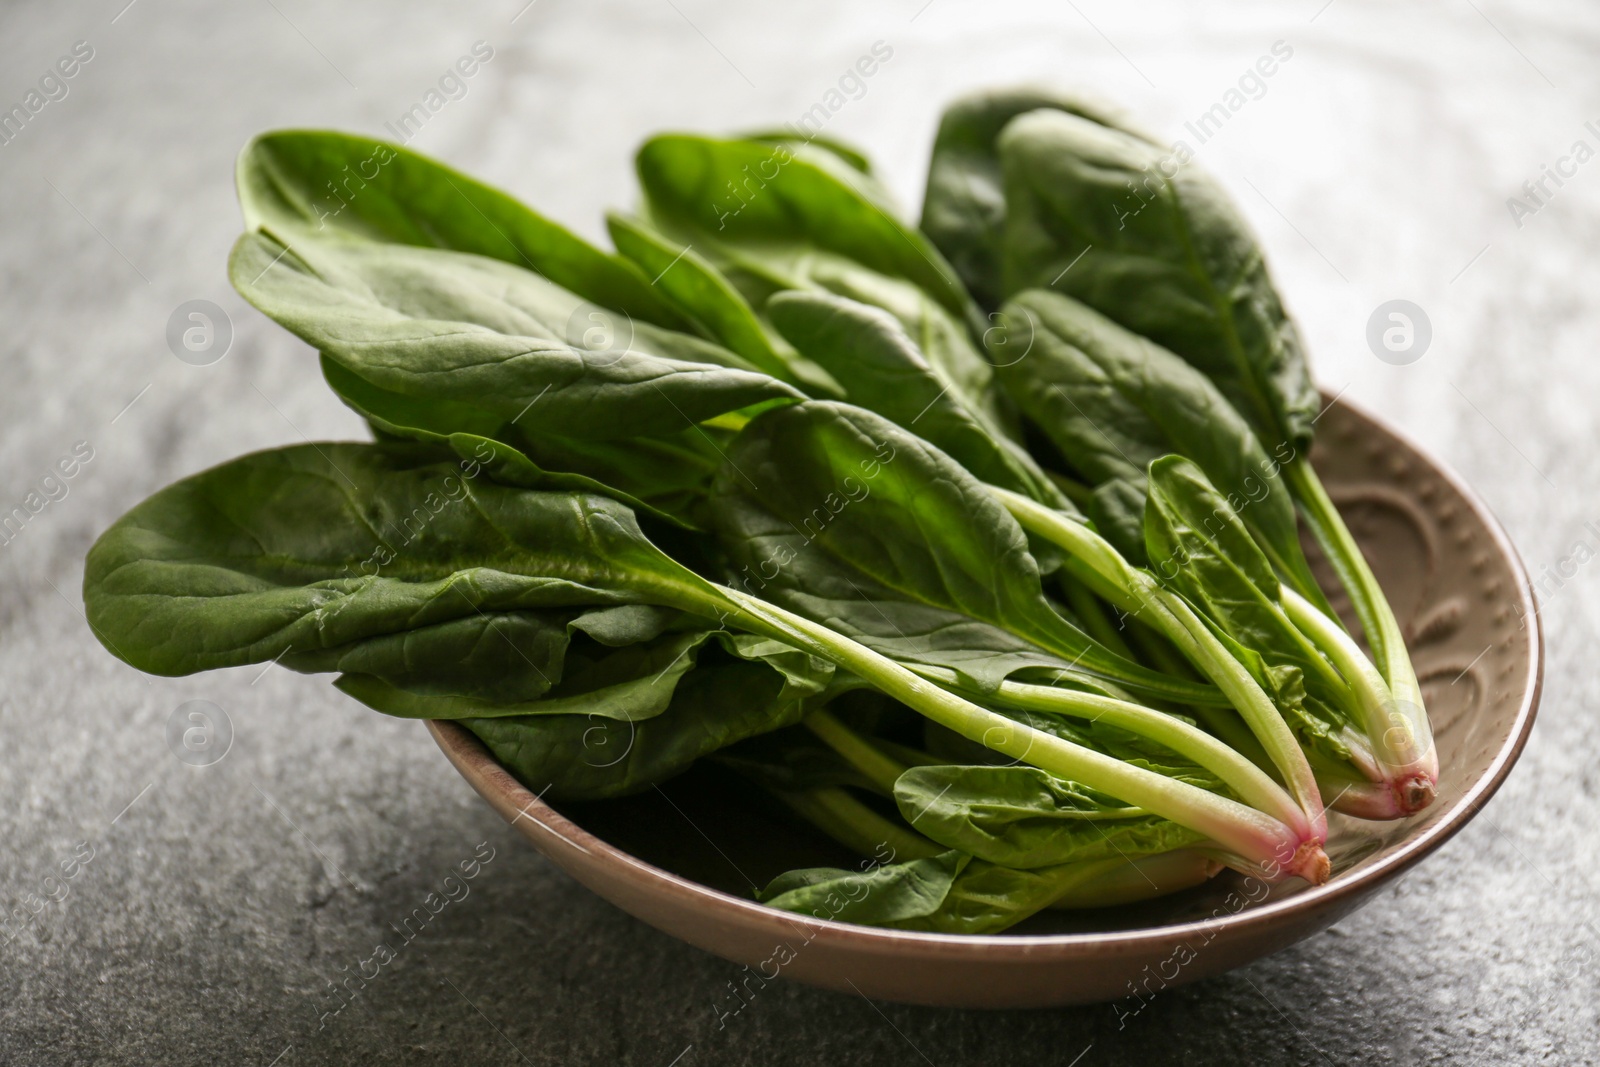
[1,0,1595,1063]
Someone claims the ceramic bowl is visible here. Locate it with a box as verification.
[427,396,1542,1008]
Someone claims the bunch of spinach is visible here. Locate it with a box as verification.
[82,102,1435,935]
[923,89,1436,816]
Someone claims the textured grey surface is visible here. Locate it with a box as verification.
[0,0,1595,1063]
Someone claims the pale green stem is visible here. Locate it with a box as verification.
[804,708,906,795]
[906,664,1305,835]
[1283,587,1437,800]
[1284,458,1430,739]
[713,585,1319,881]
[771,786,945,863]
[990,486,1328,842]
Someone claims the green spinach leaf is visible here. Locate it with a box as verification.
[995,108,1319,453]
[461,645,826,800]
[993,289,1315,594]
[893,764,1204,869]
[765,291,1064,506]
[229,230,799,441]
[635,133,972,324]
[759,850,971,925]
[81,441,731,677]
[708,399,1218,703]
[1143,456,1354,760]
[236,129,691,330]
[920,87,1152,310]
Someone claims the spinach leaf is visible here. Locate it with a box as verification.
[995,107,1319,454]
[765,291,1064,506]
[229,230,800,441]
[236,129,692,330]
[81,441,731,678]
[634,134,973,325]
[893,764,1204,869]
[993,289,1316,596]
[893,852,1215,934]
[708,399,1219,703]
[632,133,1010,434]
[461,645,826,800]
[740,128,877,174]
[1143,455,1355,760]
[333,627,716,722]
[285,609,584,706]
[982,104,1432,789]
[759,850,971,925]
[604,211,844,396]
[920,88,1152,310]
[319,357,723,528]
[1087,477,1149,565]
[82,440,845,799]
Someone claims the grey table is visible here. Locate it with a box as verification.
[1,1,1594,1063]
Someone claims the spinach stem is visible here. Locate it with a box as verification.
[770,786,945,863]
[906,664,1304,832]
[1058,575,1138,661]
[713,585,1325,882]
[803,708,907,794]
[1282,587,1437,812]
[989,486,1328,843]
[1283,458,1436,808]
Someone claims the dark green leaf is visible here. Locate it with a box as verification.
[1143,456,1353,759]
[335,627,715,721]
[993,289,1310,590]
[229,230,799,442]
[635,134,973,324]
[709,400,1218,703]
[236,129,691,330]
[288,611,571,705]
[462,647,822,800]
[765,291,1065,506]
[995,108,1319,453]
[920,87,1152,310]
[759,850,970,925]
[604,211,844,396]
[82,442,726,677]
[893,764,1204,868]
[632,133,1007,435]
[1087,478,1148,565]
[320,360,720,529]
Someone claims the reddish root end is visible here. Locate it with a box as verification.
[1291,841,1332,885]
[1396,774,1437,815]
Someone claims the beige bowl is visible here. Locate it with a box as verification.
[427,396,1541,1008]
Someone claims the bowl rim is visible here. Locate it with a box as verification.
[429,393,1543,956]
